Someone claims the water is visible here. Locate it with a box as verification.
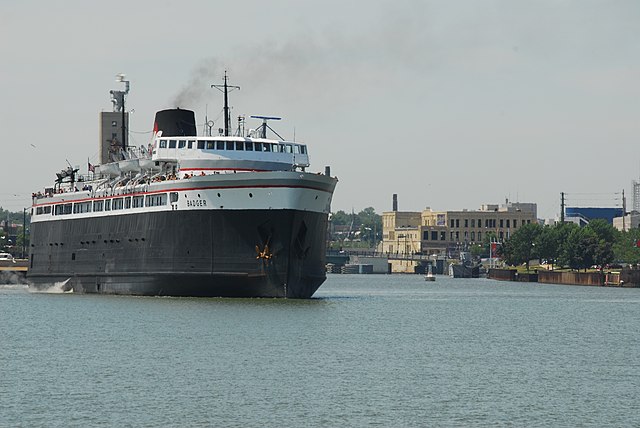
[1,276,639,427]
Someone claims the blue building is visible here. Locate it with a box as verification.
[565,207,624,226]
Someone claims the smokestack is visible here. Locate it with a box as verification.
[325,166,331,176]
[153,109,197,137]
[392,194,398,212]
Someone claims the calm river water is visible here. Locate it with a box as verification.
[1,275,639,427]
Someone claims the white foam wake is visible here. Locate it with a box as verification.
[30,278,74,294]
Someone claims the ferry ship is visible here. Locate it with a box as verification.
[27,75,338,298]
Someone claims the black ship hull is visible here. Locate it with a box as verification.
[27,209,329,298]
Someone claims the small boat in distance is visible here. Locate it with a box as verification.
[424,264,435,281]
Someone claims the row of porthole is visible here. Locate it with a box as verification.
[188,192,320,200]
[77,238,147,245]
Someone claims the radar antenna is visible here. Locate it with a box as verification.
[211,71,240,137]
[250,116,284,140]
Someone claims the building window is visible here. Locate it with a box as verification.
[513,219,518,228]
[471,219,475,228]
[450,219,455,228]
[423,231,429,240]
[464,219,468,228]
[431,231,438,241]
[455,219,460,228]
[471,231,475,241]
[478,232,482,241]
[499,219,504,228]
[440,231,446,241]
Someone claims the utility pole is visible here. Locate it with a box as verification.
[622,189,627,231]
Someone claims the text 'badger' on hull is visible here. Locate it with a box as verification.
[28,74,338,298]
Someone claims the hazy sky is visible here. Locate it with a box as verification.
[1,0,639,218]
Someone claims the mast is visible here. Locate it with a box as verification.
[211,71,240,136]
[111,74,130,153]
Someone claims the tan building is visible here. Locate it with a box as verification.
[613,212,640,231]
[382,201,538,256]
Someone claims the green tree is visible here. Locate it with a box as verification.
[535,225,560,269]
[502,223,542,271]
[613,228,640,265]
[331,210,351,226]
[357,207,382,246]
[561,227,598,271]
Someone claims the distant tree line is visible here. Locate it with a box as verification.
[0,207,30,255]
[330,207,382,247]
[499,219,640,271]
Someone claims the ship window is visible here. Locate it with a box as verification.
[159,140,167,148]
[264,144,271,152]
[36,207,43,215]
[178,140,186,149]
[254,142,262,152]
[125,197,132,209]
[188,140,195,149]
[43,206,51,214]
[197,141,205,149]
[146,193,167,207]
[169,140,177,149]
[235,141,244,151]
[244,142,253,151]
[226,141,234,150]
[293,145,300,154]
[132,196,144,208]
[93,200,104,212]
[170,192,178,203]
[64,203,72,215]
[285,144,293,153]
[300,145,307,154]
[112,198,123,210]
[105,199,111,211]
[216,141,225,150]
[206,141,215,150]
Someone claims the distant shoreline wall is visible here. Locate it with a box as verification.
[489,268,640,287]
